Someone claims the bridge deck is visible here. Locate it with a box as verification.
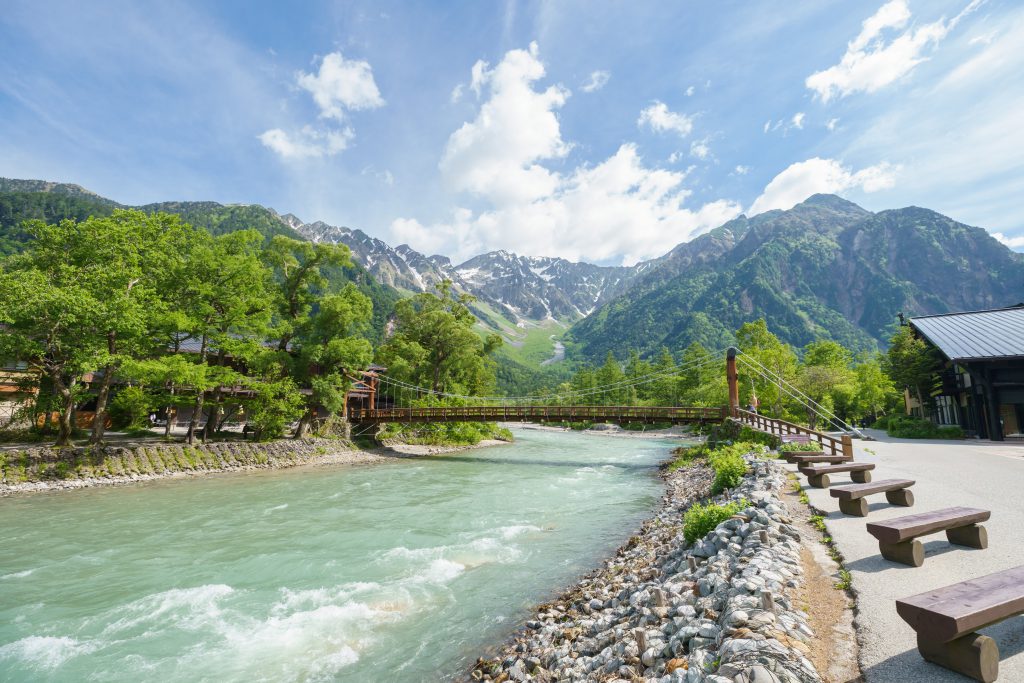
[349,405,726,425]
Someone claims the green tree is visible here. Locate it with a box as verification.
[677,341,727,406]
[797,340,855,428]
[851,354,899,421]
[595,352,631,405]
[882,326,944,418]
[377,281,501,396]
[735,319,798,418]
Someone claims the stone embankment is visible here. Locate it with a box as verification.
[0,439,385,494]
[472,454,824,682]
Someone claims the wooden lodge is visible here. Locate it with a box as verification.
[907,304,1024,441]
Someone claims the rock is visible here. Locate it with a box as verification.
[727,610,748,627]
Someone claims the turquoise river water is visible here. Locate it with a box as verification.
[0,428,678,682]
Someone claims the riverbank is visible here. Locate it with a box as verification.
[470,451,857,682]
[0,436,511,496]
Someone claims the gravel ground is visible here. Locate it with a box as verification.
[795,431,1024,682]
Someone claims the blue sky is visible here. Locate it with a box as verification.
[1,0,1022,264]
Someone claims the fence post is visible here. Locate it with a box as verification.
[841,434,853,459]
[726,347,739,417]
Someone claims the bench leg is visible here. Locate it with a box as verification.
[879,539,924,567]
[838,498,869,516]
[917,631,998,683]
[850,470,872,483]
[946,524,988,549]
[807,473,829,488]
[885,488,914,506]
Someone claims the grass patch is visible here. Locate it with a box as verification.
[779,442,822,453]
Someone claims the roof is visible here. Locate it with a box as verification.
[909,305,1024,362]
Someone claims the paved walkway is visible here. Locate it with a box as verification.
[794,431,1024,682]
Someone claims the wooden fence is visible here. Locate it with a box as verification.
[734,408,853,458]
[349,405,727,425]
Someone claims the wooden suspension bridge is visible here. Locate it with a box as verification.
[349,348,855,459]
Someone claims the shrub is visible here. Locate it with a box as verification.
[109,386,154,430]
[708,442,754,493]
[779,442,822,453]
[683,499,747,544]
[886,416,963,440]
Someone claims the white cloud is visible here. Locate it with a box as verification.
[668,151,682,164]
[392,45,744,264]
[806,0,983,102]
[826,117,840,131]
[763,120,771,133]
[638,101,694,138]
[690,139,710,159]
[749,157,898,215]
[791,112,805,129]
[260,51,383,159]
[734,165,750,175]
[992,232,1024,249]
[258,125,352,159]
[297,51,385,119]
[439,41,569,206]
[450,83,464,103]
[581,70,610,93]
[685,85,695,96]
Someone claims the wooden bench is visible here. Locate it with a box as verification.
[866,507,990,567]
[896,564,1024,682]
[800,462,875,488]
[788,453,847,466]
[781,450,824,462]
[828,478,915,516]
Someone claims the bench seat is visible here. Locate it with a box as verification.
[866,507,990,567]
[828,478,915,516]
[800,462,875,488]
[789,453,846,465]
[896,564,1024,682]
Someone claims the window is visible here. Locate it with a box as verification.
[934,395,958,425]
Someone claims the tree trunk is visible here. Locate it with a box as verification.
[164,384,177,439]
[52,373,76,447]
[90,364,116,444]
[185,335,209,446]
[294,407,314,439]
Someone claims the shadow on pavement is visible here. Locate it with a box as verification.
[856,617,1024,682]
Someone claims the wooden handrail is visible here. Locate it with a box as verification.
[349,405,727,425]
[732,408,852,458]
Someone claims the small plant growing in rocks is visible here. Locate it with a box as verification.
[778,442,821,452]
[683,498,747,544]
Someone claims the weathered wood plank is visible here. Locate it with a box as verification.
[801,462,875,476]
[866,507,990,545]
[896,565,1024,642]
[829,479,914,501]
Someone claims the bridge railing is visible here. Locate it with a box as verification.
[733,409,852,458]
[349,405,727,425]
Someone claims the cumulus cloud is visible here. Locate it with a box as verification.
[807,0,983,102]
[749,157,898,215]
[734,165,750,175]
[258,126,352,159]
[791,112,805,129]
[685,85,695,96]
[260,51,383,159]
[638,101,694,138]
[392,45,743,264]
[439,42,569,206]
[297,52,385,118]
[992,232,1024,249]
[581,70,610,93]
[690,140,710,159]
[826,117,840,131]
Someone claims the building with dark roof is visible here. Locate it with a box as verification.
[908,304,1024,441]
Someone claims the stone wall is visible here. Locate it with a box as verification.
[0,438,351,487]
[471,453,823,682]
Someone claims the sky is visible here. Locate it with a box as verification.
[1,0,1022,265]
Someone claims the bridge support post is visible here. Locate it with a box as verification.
[727,347,739,418]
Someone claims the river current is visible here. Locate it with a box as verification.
[0,428,678,682]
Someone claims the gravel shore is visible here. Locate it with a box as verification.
[470,453,828,682]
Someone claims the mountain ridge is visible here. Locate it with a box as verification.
[2,177,1022,365]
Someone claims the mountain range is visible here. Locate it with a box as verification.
[2,177,1022,371]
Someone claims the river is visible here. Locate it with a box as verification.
[0,428,680,682]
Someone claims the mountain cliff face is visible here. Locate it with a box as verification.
[3,177,1022,364]
[289,215,635,323]
[565,195,1024,358]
